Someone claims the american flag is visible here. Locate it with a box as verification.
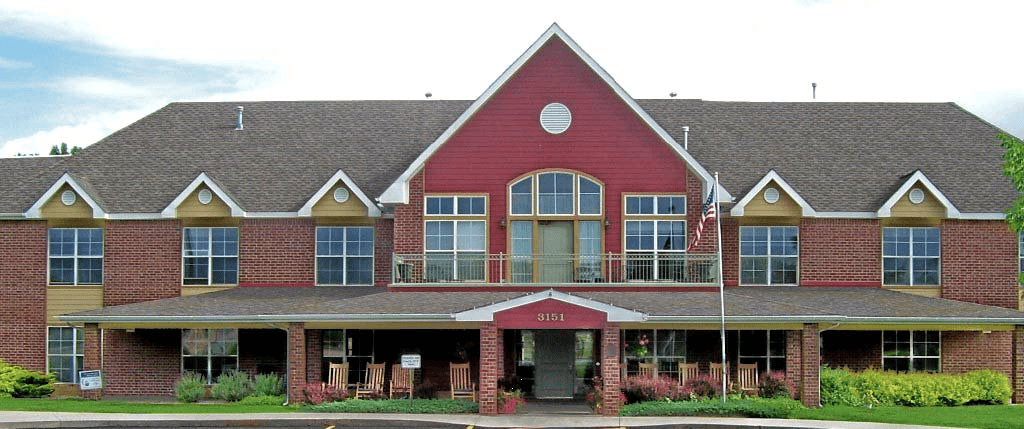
[686,186,716,252]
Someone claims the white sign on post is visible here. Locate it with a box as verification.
[79,370,102,390]
[400,354,421,369]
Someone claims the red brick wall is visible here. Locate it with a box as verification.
[686,173,718,255]
[800,324,820,407]
[721,219,739,286]
[393,171,424,255]
[942,330,1013,376]
[601,323,622,416]
[1013,326,1023,403]
[820,331,881,371]
[941,220,1018,308]
[785,330,802,399]
[287,323,306,403]
[0,221,47,371]
[305,329,322,384]
[479,322,498,415]
[82,324,101,399]
[239,218,314,287]
[102,329,180,396]
[374,218,393,286]
[801,219,882,286]
[104,220,181,306]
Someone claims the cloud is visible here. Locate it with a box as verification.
[0,56,31,69]
[59,76,151,99]
[0,107,157,157]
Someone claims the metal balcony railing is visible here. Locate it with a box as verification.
[391,253,718,286]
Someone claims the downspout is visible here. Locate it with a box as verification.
[267,323,291,405]
[816,323,842,407]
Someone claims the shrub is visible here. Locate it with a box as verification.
[303,398,478,414]
[757,371,795,399]
[585,376,626,413]
[300,383,349,405]
[174,372,206,403]
[0,360,55,398]
[622,375,686,403]
[211,371,254,402]
[684,374,722,399]
[253,373,285,397]
[238,394,287,405]
[963,370,1012,405]
[497,389,525,414]
[621,397,803,418]
[820,366,1013,407]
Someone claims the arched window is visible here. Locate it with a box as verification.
[509,172,603,216]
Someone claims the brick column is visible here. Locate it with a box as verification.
[305,329,322,384]
[496,328,505,380]
[287,323,306,404]
[785,330,803,398]
[1014,325,1024,404]
[601,323,622,416]
[82,324,101,400]
[800,324,820,407]
[479,322,499,415]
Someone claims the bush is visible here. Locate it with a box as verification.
[820,366,1012,407]
[300,383,349,405]
[621,397,803,418]
[0,360,55,398]
[963,370,1013,405]
[622,376,686,403]
[253,373,285,397]
[684,374,722,399]
[238,394,287,406]
[174,372,206,403]
[211,371,254,402]
[758,371,795,399]
[303,398,479,414]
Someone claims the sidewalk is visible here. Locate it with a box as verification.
[0,411,961,429]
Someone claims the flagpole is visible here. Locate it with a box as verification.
[715,172,726,403]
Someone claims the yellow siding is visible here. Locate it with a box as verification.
[47,286,103,324]
[890,187,945,219]
[311,185,368,217]
[39,185,93,219]
[176,186,232,218]
[884,285,941,298]
[743,181,803,217]
[181,285,235,296]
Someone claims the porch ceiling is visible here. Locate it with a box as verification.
[57,286,1024,325]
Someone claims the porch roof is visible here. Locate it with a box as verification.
[58,287,1024,325]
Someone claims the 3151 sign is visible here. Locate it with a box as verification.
[537,313,565,321]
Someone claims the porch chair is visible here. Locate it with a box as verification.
[390,363,414,399]
[677,362,700,385]
[325,362,349,391]
[637,362,656,378]
[737,363,759,395]
[450,362,477,401]
[355,363,386,399]
[709,362,727,387]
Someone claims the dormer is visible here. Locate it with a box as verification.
[162,173,244,224]
[25,173,107,224]
[877,171,958,226]
[299,169,382,219]
[730,170,814,224]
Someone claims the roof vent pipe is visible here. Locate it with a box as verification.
[683,126,690,150]
[235,106,244,130]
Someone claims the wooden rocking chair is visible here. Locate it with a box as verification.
[637,362,656,377]
[709,362,727,387]
[355,363,386,399]
[390,363,414,399]
[737,363,759,395]
[677,362,700,385]
[325,362,349,391]
[449,362,476,401]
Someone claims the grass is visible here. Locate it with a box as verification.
[0,397,299,414]
[792,404,1024,429]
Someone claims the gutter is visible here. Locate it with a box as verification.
[643,315,1024,325]
[58,313,456,324]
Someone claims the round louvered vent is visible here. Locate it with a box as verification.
[197,189,213,205]
[60,190,77,206]
[334,188,350,203]
[539,103,571,134]
[908,188,925,204]
[763,187,780,204]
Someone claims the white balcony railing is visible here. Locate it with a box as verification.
[392,253,718,286]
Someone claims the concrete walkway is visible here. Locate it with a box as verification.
[0,411,961,429]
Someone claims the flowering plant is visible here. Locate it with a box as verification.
[627,333,650,358]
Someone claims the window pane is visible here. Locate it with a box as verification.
[741,257,768,284]
[771,256,798,284]
[183,257,209,284]
[740,227,768,256]
[456,221,485,251]
[883,257,910,285]
[511,178,533,215]
[657,196,685,215]
[184,228,210,256]
[211,257,237,284]
[77,258,103,284]
[346,257,373,285]
[579,178,601,215]
[457,197,485,215]
[317,257,344,284]
[50,258,75,284]
[425,221,454,250]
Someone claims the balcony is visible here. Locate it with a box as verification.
[391,253,718,286]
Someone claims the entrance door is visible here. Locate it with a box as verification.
[534,330,575,398]
[539,221,573,283]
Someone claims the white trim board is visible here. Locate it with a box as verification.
[25,173,107,219]
[160,172,245,218]
[298,169,382,217]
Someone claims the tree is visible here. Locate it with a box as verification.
[1000,133,1024,233]
[49,143,82,156]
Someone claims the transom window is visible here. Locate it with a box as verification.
[316,227,374,285]
[739,226,799,285]
[883,330,939,373]
[425,196,486,215]
[182,328,238,383]
[883,227,939,285]
[47,327,83,383]
[183,227,238,285]
[509,172,603,216]
[625,195,686,215]
[48,228,103,285]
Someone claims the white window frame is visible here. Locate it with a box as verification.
[181,328,239,383]
[315,226,375,286]
[424,196,487,216]
[882,330,940,373]
[882,227,940,286]
[47,228,103,285]
[739,225,799,286]
[47,326,83,384]
[508,171,604,217]
[182,227,238,285]
[624,195,687,216]
[424,219,486,281]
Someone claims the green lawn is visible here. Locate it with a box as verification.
[792,405,1024,429]
[0,397,299,414]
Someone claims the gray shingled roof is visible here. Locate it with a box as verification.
[59,287,1024,324]
[0,100,1014,215]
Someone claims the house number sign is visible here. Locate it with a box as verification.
[537,313,565,322]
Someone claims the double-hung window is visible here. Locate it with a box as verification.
[424,196,486,281]
[882,330,939,372]
[47,327,83,383]
[48,228,103,285]
[739,226,798,285]
[738,330,786,373]
[882,227,939,285]
[624,195,686,281]
[182,328,238,383]
[316,227,374,285]
[183,227,238,285]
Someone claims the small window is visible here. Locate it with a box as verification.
[183,227,238,285]
[182,328,238,383]
[510,178,533,215]
[426,196,486,216]
[509,171,603,217]
[883,227,939,285]
[47,327,83,383]
[538,172,574,215]
[578,177,602,215]
[48,228,103,285]
[625,195,686,215]
[882,330,939,373]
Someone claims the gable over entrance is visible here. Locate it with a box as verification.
[454,289,645,328]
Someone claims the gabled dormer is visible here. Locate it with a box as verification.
[877,170,959,224]
[298,169,382,218]
[161,173,244,219]
[730,170,814,221]
[25,173,107,220]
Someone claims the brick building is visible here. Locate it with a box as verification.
[1,24,1023,414]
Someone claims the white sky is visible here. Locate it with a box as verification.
[1,0,1022,157]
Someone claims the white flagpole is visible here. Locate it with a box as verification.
[715,172,726,402]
